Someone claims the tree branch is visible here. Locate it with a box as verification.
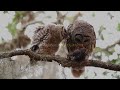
[22,21,44,30]
[54,11,69,24]
[104,40,120,51]
[0,49,120,71]
[71,12,83,23]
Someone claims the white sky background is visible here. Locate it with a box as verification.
[0,11,120,79]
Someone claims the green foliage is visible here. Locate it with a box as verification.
[94,47,113,57]
[104,51,112,56]
[111,59,117,64]
[92,12,95,17]
[6,11,26,37]
[13,11,25,22]
[110,58,120,65]
[99,25,106,35]
[98,25,106,40]
[117,23,120,31]
[7,21,17,36]
[100,34,104,40]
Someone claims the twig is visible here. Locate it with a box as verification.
[22,21,44,30]
[104,40,120,51]
[54,11,69,24]
[92,40,120,59]
[0,49,120,71]
[71,12,83,23]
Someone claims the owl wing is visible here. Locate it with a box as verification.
[31,24,66,55]
[30,25,50,52]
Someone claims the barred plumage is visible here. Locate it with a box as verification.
[31,24,67,55]
[30,20,96,78]
[66,20,96,77]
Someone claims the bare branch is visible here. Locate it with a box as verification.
[71,12,83,23]
[93,39,120,60]
[0,49,120,71]
[105,40,120,51]
[54,11,69,24]
[22,21,44,30]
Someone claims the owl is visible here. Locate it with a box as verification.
[30,24,68,62]
[66,20,96,77]
[30,20,96,78]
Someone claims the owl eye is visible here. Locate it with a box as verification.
[30,45,39,52]
[84,39,90,42]
[75,34,83,43]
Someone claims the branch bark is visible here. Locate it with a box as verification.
[0,49,120,71]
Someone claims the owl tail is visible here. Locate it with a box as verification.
[71,67,85,78]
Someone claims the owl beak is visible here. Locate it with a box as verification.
[78,44,84,48]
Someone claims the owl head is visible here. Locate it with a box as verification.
[66,20,96,53]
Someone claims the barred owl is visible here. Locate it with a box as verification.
[30,20,96,78]
[30,24,68,63]
[66,20,96,77]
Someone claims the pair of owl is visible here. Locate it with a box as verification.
[30,20,96,78]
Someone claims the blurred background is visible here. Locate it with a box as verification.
[0,11,120,79]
